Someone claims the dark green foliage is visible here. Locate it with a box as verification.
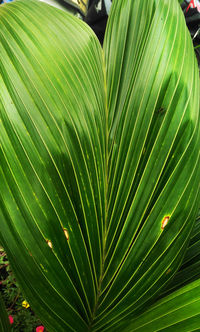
[0,247,42,332]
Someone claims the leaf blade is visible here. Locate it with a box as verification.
[118,278,200,332]
[94,0,200,329]
[0,0,106,329]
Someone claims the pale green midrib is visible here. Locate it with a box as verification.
[88,50,109,331]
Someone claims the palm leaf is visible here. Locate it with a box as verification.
[0,0,199,331]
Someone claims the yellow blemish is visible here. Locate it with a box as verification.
[63,228,69,241]
[47,240,53,249]
[166,268,171,275]
[161,216,170,230]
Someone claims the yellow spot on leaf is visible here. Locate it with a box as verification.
[161,216,170,230]
[63,228,69,241]
[166,268,171,275]
[47,240,53,249]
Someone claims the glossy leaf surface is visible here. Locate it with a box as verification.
[161,210,200,297]
[0,0,199,331]
[118,278,200,332]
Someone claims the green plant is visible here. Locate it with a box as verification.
[0,289,11,332]
[0,247,19,306]
[0,247,42,331]
[0,0,199,331]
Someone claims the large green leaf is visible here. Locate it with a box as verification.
[0,0,199,331]
[0,1,105,330]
